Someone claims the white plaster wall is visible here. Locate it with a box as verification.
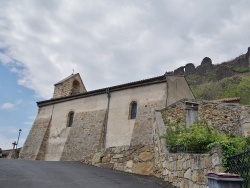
[166,76,194,106]
[106,83,167,148]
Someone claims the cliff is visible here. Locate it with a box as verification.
[167,47,250,104]
[169,47,250,86]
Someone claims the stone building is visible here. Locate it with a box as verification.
[20,72,250,187]
[19,73,194,161]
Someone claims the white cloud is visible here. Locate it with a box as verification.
[0,126,31,150]
[0,0,250,99]
[0,100,22,110]
[1,102,14,110]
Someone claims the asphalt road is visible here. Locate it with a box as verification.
[0,159,175,188]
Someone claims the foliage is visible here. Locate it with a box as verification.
[221,76,250,104]
[208,135,250,171]
[161,119,187,152]
[162,118,217,153]
[162,118,250,169]
[190,75,250,105]
[233,67,250,73]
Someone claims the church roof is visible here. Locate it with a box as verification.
[54,73,80,85]
[38,74,185,107]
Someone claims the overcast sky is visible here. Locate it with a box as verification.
[0,0,250,149]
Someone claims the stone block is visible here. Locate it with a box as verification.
[191,170,197,182]
[162,160,168,168]
[102,156,111,163]
[183,160,188,170]
[204,156,211,168]
[114,163,125,171]
[177,170,184,178]
[126,160,133,168]
[92,152,102,165]
[163,169,169,176]
[113,154,124,159]
[177,160,183,170]
[197,170,204,182]
[138,152,153,162]
[184,168,191,179]
[212,153,220,167]
[132,162,153,175]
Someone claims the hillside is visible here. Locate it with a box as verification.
[170,47,250,104]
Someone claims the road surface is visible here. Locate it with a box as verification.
[0,159,175,188]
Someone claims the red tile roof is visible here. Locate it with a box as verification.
[213,97,240,103]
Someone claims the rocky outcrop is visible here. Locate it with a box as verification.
[215,65,235,80]
[173,47,250,82]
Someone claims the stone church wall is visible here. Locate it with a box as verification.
[60,109,106,161]
[19,105,54,159]
[44,94,108,161]
[106,83,168,148]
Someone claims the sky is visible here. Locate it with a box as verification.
[0,0,250,150]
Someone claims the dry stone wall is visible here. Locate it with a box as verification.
[161,146,223,188]
[153,110,224,188]
[162,98,250,135]
[84,145,155,176]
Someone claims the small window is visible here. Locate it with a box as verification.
[67,111,74,127]
[130,102,137,119]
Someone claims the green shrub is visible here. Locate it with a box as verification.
[162,118,250,170]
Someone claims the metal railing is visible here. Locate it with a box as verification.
[167,144,208,154]
[227,150,250,188]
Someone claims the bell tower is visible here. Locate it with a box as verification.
[52,73,87,99]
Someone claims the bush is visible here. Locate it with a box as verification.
[162,118,250,169]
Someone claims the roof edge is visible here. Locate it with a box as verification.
[54,73,81,86]
[38,75,168,107]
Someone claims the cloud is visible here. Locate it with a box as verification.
[0,0,250,99]
[0,126,31,150]
[1,103,14,110]
[0,99,22,110]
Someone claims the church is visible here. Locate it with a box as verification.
[19,73,194,161]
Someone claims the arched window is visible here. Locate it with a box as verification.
[70,80,80,95]
[67,111,74,127]
[130,102,137,119]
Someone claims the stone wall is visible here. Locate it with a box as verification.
[161,146,223,188]
[84,145,155,176]
[19,116,51,160]
[53,73,87,99]
[153,110,224,188]
[60,109,106,161]
[162,98,250,135]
